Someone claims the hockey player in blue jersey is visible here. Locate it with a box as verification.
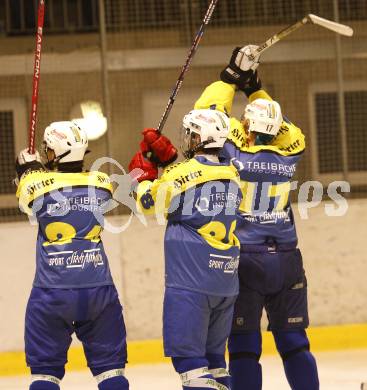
[194,46,319,389]
[128,112,242,390]
[16,121,129,390]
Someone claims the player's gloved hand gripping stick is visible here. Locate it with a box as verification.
[221,14,353,94]
[141,128,178,166]
[28,0,46,154]
[128,128,178,182]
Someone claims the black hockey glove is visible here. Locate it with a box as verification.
[220,45,261,92]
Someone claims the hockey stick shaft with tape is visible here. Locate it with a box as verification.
[156,0,219,134]
[249,13,353,60]
[28,0,45,154]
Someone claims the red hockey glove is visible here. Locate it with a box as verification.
[128,151,158,183]
[142,128,178,166]
[139,140,150,155]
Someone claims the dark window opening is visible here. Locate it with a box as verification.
[315,91,367,174]
[0,111,16,194]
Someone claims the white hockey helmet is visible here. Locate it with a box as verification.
[181,109,230,157]
[43,121,88,164]
[243,98,283,137]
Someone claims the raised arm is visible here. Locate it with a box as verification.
[194,81,236,115]
[219,45,305,154]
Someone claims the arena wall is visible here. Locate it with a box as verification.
[0,20,366,194]
[0,199,366,353]
[1,54,366,184]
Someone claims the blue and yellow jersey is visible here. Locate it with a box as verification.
[195,81,305,245]
[16,169,114,288]
[136,156,242,297]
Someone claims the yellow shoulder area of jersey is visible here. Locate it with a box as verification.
[16,170,112,214]
[241,122,306,156]
[227,117,249,149]
[242,121,305,156]
[161,158,240,196]
[272,121,306,155]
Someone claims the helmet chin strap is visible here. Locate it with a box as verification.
[184,139,214,159]
[45,150,71,170]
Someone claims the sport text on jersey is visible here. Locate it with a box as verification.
[48,249,104,270]
[245,161,296,177]
[47,196,105,215]
[27,177,55,195]
[208,254,239,274]
[173,170,203,189]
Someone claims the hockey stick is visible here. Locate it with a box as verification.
[28,0,46,154]
[249,13,353,60]
[156,0,219,134]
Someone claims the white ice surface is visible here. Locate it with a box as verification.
[1,349,366,389]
